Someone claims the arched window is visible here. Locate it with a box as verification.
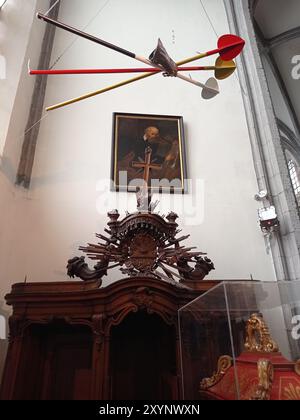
[285,149,300,207]
[288,159,300,204]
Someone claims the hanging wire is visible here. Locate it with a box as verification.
[50,0,111,69]
[23,114,49,137]
[21,0,110,141]
[0,0,8,11]
[199,0,247,97]
[10,114,49,169]
[24,0,245,141]
[44,0,61,17]
[199,0,219,38]
[15,1,62,143]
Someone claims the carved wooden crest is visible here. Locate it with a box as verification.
[67,148,214,287]
[128,234,158,272]
[67,208,215,286]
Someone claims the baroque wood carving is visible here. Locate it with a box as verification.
[67,147,215,286]
[67,209,215,286]
[1,147,219,401]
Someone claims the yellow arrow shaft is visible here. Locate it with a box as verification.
[46,52,214,111]
[46,73,153,111]
[177,52,208,66]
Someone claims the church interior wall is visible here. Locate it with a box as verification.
[0,0,277,307]
[0,0,279,383]
[0,0,50,154]
[24,0,276,283]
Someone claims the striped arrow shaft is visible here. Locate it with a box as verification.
[36,14,244,110]
[45,50,222,111]
[37,13,241,91]
[45,52,223,111]
[30,65,230,75]
[37,13,136,58]
[37,13,244,64]
[37,13,213,90]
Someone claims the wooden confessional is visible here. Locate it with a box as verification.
[0,276,217,400]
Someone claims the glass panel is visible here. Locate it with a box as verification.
[179,281,300,400]
[179,283,239,400]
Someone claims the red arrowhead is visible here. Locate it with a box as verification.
[218,34,245,61]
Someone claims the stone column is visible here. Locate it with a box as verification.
[16,0,60,188]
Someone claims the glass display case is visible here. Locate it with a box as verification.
[179,281,300,400]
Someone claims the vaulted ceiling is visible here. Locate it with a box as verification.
[252,0,300,141]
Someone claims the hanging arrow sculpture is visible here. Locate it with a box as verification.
[36,13,220,95]
[29,58,236,80]
[45,61,218,112]
[34,12,245,111]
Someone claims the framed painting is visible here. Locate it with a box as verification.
[111,112,187,193]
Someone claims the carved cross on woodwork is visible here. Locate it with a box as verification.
[66,140,215,285]
[132,146,162,212]
[132,146,162,187]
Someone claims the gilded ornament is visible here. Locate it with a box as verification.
[250,359,274,400]
[200,355,232,390]
[245,313,279,353]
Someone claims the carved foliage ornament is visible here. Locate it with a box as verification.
[200,355,233,390]
[250,359,274,400]
[67,145,214,284]
[133,287,154,311]
[199,314,300,400]
[67,210,215,284]
[244,313,279,353]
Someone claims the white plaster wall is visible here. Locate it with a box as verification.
[0,0,50,383]
[0,0,276,301]
[0,0,37,153]
[0,0,50,294]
